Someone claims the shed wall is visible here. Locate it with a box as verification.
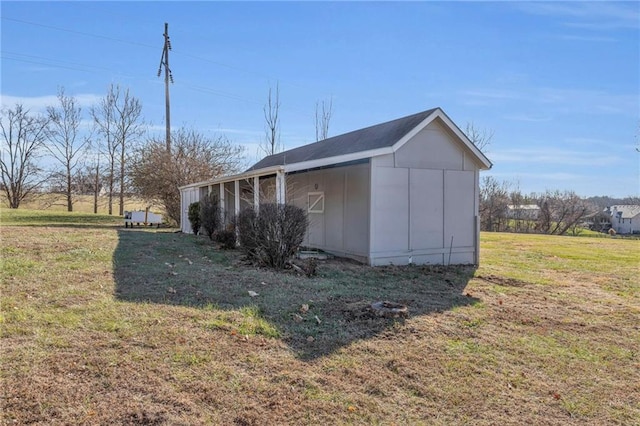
[369,120,479,265]
[180,187,200,233]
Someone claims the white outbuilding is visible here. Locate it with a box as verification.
[179,107,492,265]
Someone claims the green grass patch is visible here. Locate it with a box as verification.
[206,306,280,338]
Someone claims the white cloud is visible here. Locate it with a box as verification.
[515,2,639,31]
[486,170,639,198]
[556,34,617,42]
[503,114,552,122]
[489,147,621,167]
[1,93,102,113]
[488,171,585,182]
[214,128,263,137]
[460,87,638,117]
[460,89,522,101]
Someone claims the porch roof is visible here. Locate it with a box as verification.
[178,165,284,190]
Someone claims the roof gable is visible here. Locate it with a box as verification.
[247,108,439,171]
[246,107,492,174]
[608,205,640,219]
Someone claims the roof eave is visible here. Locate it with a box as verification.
[178,165,285,190]
[283,147,393,173]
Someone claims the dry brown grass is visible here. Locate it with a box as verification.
[2,193,162,215]
[1,210,639,425]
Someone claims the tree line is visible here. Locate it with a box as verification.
[1,83,335,225]
[7,84,632,235]
[479,176,639,235]
[0,84,243,225]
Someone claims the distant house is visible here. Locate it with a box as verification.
[179,107,492,265]
[605,205,640,234]
[585,211,611,232]
[506,204,540,220]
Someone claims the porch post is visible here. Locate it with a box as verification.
[219,183,225,213]
[234,180,240,216]
[275,170,286,205]
[253,176,260,211]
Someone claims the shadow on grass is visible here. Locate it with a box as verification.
[113,229,480,361]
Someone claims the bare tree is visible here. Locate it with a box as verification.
[91,84,143,216]
[91,87,117,215]
[260,83,281,156]
[45,87,89,212]
[479,176,510,231]
[113,87,144,216]
[465,122,494,152]
[315,97,333,141]
[535,190,592,235]
[93,159,101,214]
[73,157,103,213]
[131,127,243,225]
[0,104,50,208]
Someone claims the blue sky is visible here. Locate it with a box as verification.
[1,1,638,198]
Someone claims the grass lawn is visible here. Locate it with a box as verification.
[1,209,639,425]
[1,193,163,215]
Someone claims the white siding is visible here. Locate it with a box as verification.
[371,167,409,253]
[409,169,444,250]
[395,120,464,170]
[180,187,200,233]
[444,170,476,264]
[369,119,480,266]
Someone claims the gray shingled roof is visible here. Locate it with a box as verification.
[247,108,439,171]
[609,205,640,219]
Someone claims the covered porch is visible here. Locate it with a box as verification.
[179,166,286,233]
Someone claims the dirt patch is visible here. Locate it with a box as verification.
[476,274,531,287]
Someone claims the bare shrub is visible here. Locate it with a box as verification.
[200,193,221,240]
[188,202,201,235]
[304,257,317,277]
[237,204,308,269]
[215,230,237,249]
[237,207,259,259]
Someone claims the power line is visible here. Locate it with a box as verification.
[2,51,122,74]
[1,51,263,105]
[1,16,157,50]
[1,16,315,92]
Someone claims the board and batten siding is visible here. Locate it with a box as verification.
[180,187,200,233]
[369,119,480,266]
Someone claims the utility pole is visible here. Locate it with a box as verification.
[158,22,173,153]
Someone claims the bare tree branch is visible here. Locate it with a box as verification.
[114,87,144,216]
[0,104,50,208]
[465,122,493,152]
[315,97,333,141]
[45,87,89,212]
[131,127,244,225]
[91,86,118,215]
[260,83,281,157]
[91,84,143,216]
